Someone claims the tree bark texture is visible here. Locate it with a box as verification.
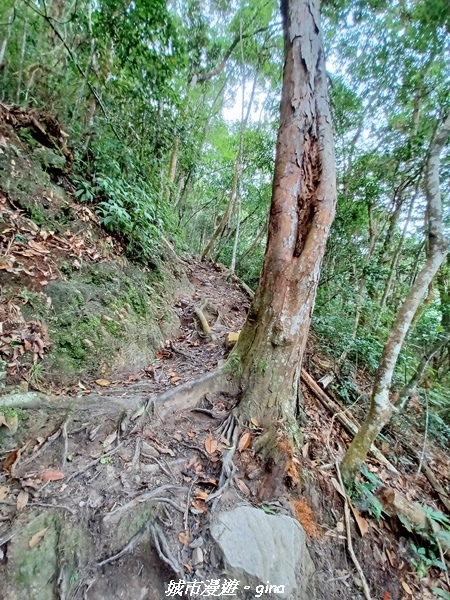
[341,114,450,482]
[228,0,336,429]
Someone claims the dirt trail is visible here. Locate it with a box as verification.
[0,260,449,600]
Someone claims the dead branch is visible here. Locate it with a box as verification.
[98,523,149,567]
[301,369,398,472]
[150,521,183,573]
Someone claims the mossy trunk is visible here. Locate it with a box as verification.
[228,0,336,434]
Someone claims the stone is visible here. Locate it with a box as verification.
[210,505,315,600]
[225,331,240,350]
[192,546,203,567]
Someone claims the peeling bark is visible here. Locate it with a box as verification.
[228,0,336,432]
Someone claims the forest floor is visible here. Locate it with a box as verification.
[1,254,450,600]
[0,107,450,600]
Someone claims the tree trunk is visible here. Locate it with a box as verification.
[228,0,336,434]
[341,114,450,483]
[396,330,450,411]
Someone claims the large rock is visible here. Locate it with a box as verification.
[210,505,315,599]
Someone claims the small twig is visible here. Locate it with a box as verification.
[21,418,68,467]
[65,443,123,484]
[179,441,211,460]
[29,502,76,515]
[61,421,68,471]
[336,464,372,600]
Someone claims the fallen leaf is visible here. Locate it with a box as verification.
[383,593,390,600]
[103,432,117,448]
[401,581,413,596]
[301,442,309,458]
[234,477,250,497]
[191,499,207,513]
[0,486,9,500]
[250,418,260,428]
[40,469,65,482]
[28,240,49,253]
[3,449,20,476]
[29,527,48,548]
[173,432,183,442]
[385,548,395,568]
[187,430,195,439]
[16,490,29,510]
[178,531,190,545]
[195,491,208,501]
[170,376,181,384]
[349,504,369,536]
[238,432,252,452]
[204,432,218,455]
[183,563,193,573]
[131,406,145,421]
[0,413,9,428]
[331,477,345,498]
[95,379,111,387]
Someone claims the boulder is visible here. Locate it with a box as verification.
[210,505,315,599]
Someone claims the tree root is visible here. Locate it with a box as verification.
[150,521,183,573]
[102,485,185,523]
[207,415,239,506]
[98,525,148,567]
[154,369,238,420]
[97,518,183,575]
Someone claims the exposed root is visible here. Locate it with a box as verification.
[216,412,238,445]
[150,521,183,574]
[207,416,239,506]
[103,485,185,523]
[154,369,237,420]
[194,305,212,338]
[98,524,149,567]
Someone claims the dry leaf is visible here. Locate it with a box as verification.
[95,379,111,387]
[238,432,252,453]
[170,376,181,384]
[250,418,260,428]
[0,486,9,500]
[401,581,413,596]
[204,432,218,455]
[301,442,309,458]
[385,548,395,567]
[195,491,208,501]
[178,531,190,545]
[173,432,183,442]
[40,469,65,482]
[349,504,369,536]
[331,477,345,498]
[3,448,20,476]
[28,240,49,253]
[16,490,29,510]
[383,593,391,600]
[103,432,117,448]
[0,413,10,429]
[29,527,48,548]
[131,406,145,421]
[234,477,250,497]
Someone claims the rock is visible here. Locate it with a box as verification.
[225,331,240,350]
[210,505,315,600]
[192,546,203,567]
